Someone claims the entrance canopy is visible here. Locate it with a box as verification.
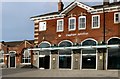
[28,44,120,51]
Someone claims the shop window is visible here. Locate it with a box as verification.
[22,50,31,64]
[108,48,120,69]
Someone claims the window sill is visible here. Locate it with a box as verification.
[20,63,31,65]
[92,27,100,29]
[114,22,120,24]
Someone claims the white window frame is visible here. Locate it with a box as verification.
[22,50,31,64]
[68,17,76,31]
[78,16,86,30]
[39,21,46,31]
[114,12,120,24]
[57,19,64,32]
[0,50,4,64]
[92,15,100,29]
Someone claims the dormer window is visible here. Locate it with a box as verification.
[114,12,120,23]
[39,21,46,31]
[92,15,100,29]
[57,19,64,32]
[78,16,86,30]
[69,17,76,31]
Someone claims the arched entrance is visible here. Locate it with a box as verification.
[81,39,97,69]
[107,38,120,69]
[38,41,51,69]
[9,51,16,68]
[58,40,73,69]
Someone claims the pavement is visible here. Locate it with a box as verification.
[1,68,120,79]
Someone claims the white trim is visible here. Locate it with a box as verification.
[107,37,120,44]
[57,19,64,32]
[68,17,76,31]
[60,0,93,15]
[92,15,100,29]
[58,40,73,46]
[78,16,86,30]
[90,6,120,14]
[81,38,98,45]
[114,12,120,24]
[9,51,16,68]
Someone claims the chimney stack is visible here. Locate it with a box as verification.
[58,0,64,12]
[103,0,109,5]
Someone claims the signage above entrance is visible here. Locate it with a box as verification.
[66,32,88,37]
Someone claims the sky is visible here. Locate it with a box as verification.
[1,0,115,42]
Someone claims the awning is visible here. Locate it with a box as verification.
[28,44,120,51]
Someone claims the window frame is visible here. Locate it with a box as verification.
[68,17,76,31]
[78,16,86,30]
[92,15,100,29]
[39,21,46,31]
[114,12,120,24]
[22,49,31,64]
[57,19,64,32]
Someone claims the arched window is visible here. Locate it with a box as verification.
[108,38,120,69]
[59,41,72,47]
[82,39,97,46]
[39,42,50,48]
[108,38,120,45]
[22,49,31,64]
[0,50,4,64]
[81,39,97,69]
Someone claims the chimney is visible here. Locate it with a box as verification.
[58,0,64,12]
[103,0,109,5]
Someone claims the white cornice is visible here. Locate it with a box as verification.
[89,6,120,14]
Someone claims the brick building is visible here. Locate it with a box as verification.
[0,40,34,68]
[0,0,120,70]
[30,0,120,70]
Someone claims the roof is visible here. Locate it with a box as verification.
[2,40,34,47]
[92,2,120,9]
[30,12,59,19]
[30,1,120,19]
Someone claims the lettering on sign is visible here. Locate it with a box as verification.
[66,32,88,37]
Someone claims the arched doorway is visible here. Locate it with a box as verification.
[58,40,73,69]
[81,39,97,69]
[9,51,16,68]
[38,41,51,69]
[107,38,120,69]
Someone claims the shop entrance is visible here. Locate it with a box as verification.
[39,55,50,69]
[82,49,96,69]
